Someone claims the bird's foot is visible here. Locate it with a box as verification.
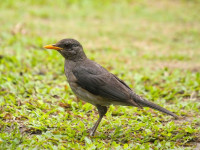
[88,127,95,136]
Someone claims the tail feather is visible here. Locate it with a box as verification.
[132,94,179,119]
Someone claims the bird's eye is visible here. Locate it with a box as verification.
[65,44,71,49]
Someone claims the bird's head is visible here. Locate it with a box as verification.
[44,39,86,61]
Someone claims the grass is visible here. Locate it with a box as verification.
[0,0,200,149]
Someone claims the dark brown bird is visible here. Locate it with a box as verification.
[44,39,178,136]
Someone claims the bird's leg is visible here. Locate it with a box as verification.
[90,105,107,136]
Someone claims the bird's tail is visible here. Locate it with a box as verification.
[131,93,179,119]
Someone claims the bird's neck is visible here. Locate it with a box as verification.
[64,59,76,79]
[64,58,86,81]
[64,57,86,72]
[64,59,77,69]
[74,52,87,62]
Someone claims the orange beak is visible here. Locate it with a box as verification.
[43,45,63,50]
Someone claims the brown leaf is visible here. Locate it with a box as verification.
[3,113,12,120]
[52,95,60,99]
[58,102,71,108]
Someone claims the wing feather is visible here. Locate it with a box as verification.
[72,65,132,102]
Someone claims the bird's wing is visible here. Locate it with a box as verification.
[72,63,132,103]
[72,61,179,118]
[112,74,132,91]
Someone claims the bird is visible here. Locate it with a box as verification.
[44,38,178,136]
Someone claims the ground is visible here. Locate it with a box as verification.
[0,0,200,149]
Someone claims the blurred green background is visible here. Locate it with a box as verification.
[0,0,200,149]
